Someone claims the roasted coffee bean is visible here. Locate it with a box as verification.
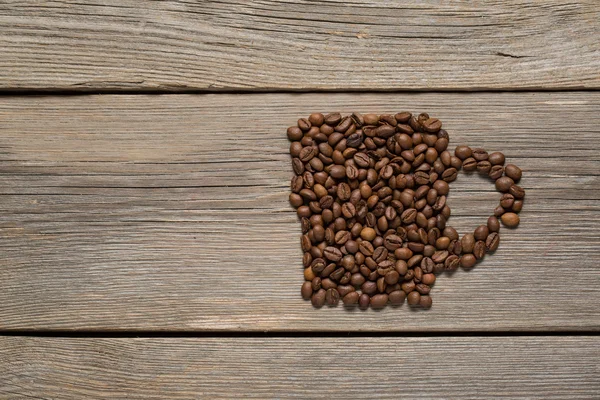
[488,152,505,166]
[489,165,504,180]
[463,157,477,172]
[407,291,421,306]
[487,216,500,232]
[325,288,340,306]
[486,232,500,252]
[473,241,486,260]
[454,145,472,160]
[441,168,458,182]
[474,225,489,241]
[477,160,491,174]
[501,212,520,228]
[496,176,514,192]
[460,254,477,269]
[509,184,525,199]
[505,164,522,182]
[472,148,488,161]
[461,233,476,254]
[512,199,524,213]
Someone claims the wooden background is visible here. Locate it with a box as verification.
[0,1,599,398]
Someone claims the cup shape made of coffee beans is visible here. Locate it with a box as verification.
[288,112,524,309]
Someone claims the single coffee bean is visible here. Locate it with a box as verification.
[323,246,343,262]
[420,295,433,308]
[509,184,525,199]
[358,293,370,309]
[445,255,460,271]
[407,291,421,306]
[454,145,472,160]
[512,199,524,213]
[473,241,486,260]
[486,232,500,252]
[472,148,488,161]
[501,212,520,228]
[461,233,476,254]
[301,281,313,299]
[311,289,326,307]
[487,216,500,232]
[460,254,477,269]
[504,164,522,182]
[488,152,505,166]
[477,160,492,174]
[342,291,359,305]
[462,157,477,172]
[474,225,489,241]
[371,293,389,308]
[489,165,504,180]
[325,288,340,306]
[495,176,514,192]
[389,290,406,305]
[441,168,458,182]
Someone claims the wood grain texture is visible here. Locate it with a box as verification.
[1,1,599,91]
[0,92,599,331]
[1,336,599,399]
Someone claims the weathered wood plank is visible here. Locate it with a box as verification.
[1,1,599,91]
[1,337,598,399]
[0,93,599,331]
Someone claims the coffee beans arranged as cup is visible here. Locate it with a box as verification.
[288,112,524,309]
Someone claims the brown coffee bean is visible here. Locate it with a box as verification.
[488,152,505,166]
[509,184,525,199]
[495,176,514,192]
[486,232,500,252]
[311,289,326,307]
[473,241,486,260]
[487,216,500,232]
[407,291,421,306]
[472,148,488,161]
[460,254,477,269]
[301,281,313,299]
[474,225,489,241]
[505,164,522,182]
[489,165,504,180]
[477,160,492,174]
[455,145,472,160]
[442,168,458,182]
[501,212,520,228]
[323,246,343,262]
[512,199,524,213]
[463,157,477,172]
[461,233,475,253]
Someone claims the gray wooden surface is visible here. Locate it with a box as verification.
[2,1,599,397]
[1,92,598,331]
[1,336,598,399]
[1,1,599,91]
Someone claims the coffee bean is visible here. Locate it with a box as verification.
[512,199,524,213]
[407,291,421,306]
[489,165,504,180]
[474,225,489,241]
[389,290,406,305]
[473,241,486,260]
[311,289,326,307]
[472,148,488,161]
[463,157,477,172]
[455,145,472,160]
[486,232,500,252]
[495,176,514,192]
[442,168,458,182]
[504,164,522,182]
[460,254,477,269]
[488,152,505,166]
[501,212,520,228]
[461,233,475,254]
[301,281,313,299]
[324,246,343,262]
[509,184,525,199]
[477,160,492,174]
[487,216,500,232]
[343,291,359,305]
